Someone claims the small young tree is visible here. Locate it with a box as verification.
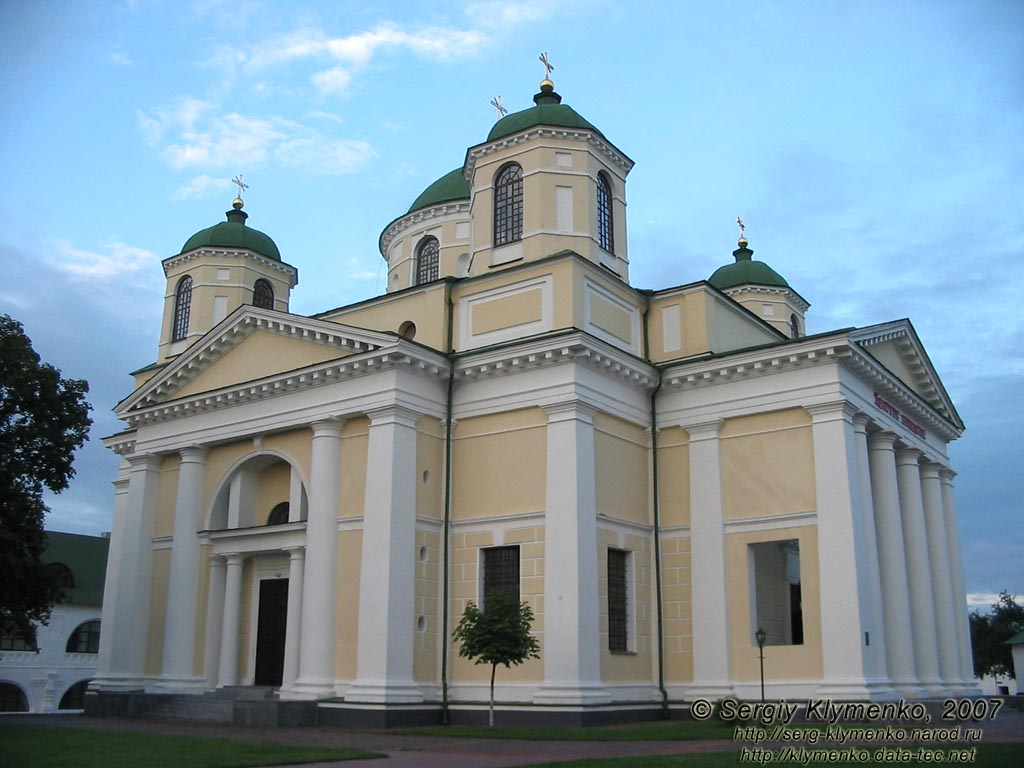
[970,590,1024,679]
[452,589,540,727]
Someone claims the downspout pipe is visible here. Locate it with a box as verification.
[642,291,670,719]
[440,279,456,724]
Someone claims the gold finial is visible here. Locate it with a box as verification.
[231,174,249,208]
[490,95,508,118]
[737,215,748,245]
[539,51,554,88]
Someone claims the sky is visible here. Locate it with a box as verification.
[0,0,1021,609]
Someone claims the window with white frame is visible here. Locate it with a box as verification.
[481,545,520,606]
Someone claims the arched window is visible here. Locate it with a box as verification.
[48,562,74,590]
[790,313,800,339]
[597,172,614,253]
[494,163,523,247]
[416,237,439,285]
[253,278,274,309]
[266,502,290,526]
[0,682,28,712]
[172,275,193,341]
[59,680,90,710]
[66,620,100,654]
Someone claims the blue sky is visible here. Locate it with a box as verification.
[1,0,1021,608]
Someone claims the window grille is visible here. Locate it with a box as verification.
[494,164,523,247]
[254,278,274,309]
[416,237,440,284]
[172,276,193,341]
[597,173,614,253]
[482,545,520,605]
[66,620,101,654]
[607,549,628,651]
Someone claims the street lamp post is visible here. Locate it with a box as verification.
[755,627,767,703]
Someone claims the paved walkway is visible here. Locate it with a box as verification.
[11,707,1024,768]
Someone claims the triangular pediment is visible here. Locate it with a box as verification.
[851,320,962,429]
[118,306,398,416]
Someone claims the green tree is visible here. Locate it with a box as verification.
[969,591,1024,679]
[0,315,92,644]
[452,590,541,727]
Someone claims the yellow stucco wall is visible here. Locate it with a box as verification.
[335,530,362,681]
[256,462,291,523]
[416,418,444,522]
[321,284,449,351]
[661,535,693,682]
[154,454,181,539]
[452,409,547,520]
[414,528,441,683]
[598,530,654,682]
[720,408,815,520]
[340,418,369,519]
[656,426,691,528]
[470,286,544,335]
[726,525,823,682]
[594,413,650,526]
[145,547,171,676]
[193,542,212,676]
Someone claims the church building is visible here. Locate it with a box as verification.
[89,72,976,725]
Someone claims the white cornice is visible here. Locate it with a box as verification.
[466,128,634,180]
[163,247,298,285]
[723,284,811,312]
[378,201,471,259]
[102,430,138,456]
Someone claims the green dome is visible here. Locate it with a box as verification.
[408,168,471,213]
[708,242,789,290]
[487,83,603,142]
[180,205,281,261]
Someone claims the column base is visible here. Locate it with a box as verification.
[285,677,337,700]
[88,675,148,693]
[532,684,612,706]
[814,678,901,701]
[151,676,210,695]
[344,681,425,704]
[683,681,736,700]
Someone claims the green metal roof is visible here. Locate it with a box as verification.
[42,532,110,607]
[1005,630,1024,645]
[180,205,281,261]
[708,242,790,290]
[408,168,471,213]
[487,83,603,142]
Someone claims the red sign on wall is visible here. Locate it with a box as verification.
[873,392,926,439]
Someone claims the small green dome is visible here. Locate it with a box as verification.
[408,168,471,213]
[180,205,281,261]
[708,242,789,290]
[487,82,603,142]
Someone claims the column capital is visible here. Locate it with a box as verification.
[852,413,875,433]
[127,453,161,471]
[223,552,245,565]
[939,467,957,485]
[178,445,209,464]
[679,417,722,439]
[867,430,899,452]
[895,446,922,466]
[805,400,859,423]
[365,404,420,429]
[919,461,944,481]
[543,400,597,424]
[283,545,306,558]
[311,418,346,439]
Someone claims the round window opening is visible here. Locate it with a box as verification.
[399,321,416,340]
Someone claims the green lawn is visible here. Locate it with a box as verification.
[516,743,1024,768]
[390,719,735,741]
[0,723,383,768]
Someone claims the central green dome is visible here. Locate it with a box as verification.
[180,203,281,261]
[487,81,603,142]
[708,241,789,290]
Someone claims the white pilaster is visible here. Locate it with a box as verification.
[158,446,209,691]
[280,546,305,694]
[293,419,344,698]
[348,406,423,704]
[808,403,892,699]
[895,447,943,695]
[95,453,160,691]
[852,415,890,689]
[682,418,733,699]
[940,470,978,692]
[203,554,226,687]
[217,553,245,688]
[867,432,921,695]
[94,467,129,687]
[535,401,607,706]
[920,462,960,690]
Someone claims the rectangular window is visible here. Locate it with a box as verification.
[482,545,520,605]
[607,548,629,652]
[749,540,803,646]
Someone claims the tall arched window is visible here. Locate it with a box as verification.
[416,236,440,285]
[172,275,193,341]
[66,620,101,654]
[597,172,614,253]
[494,163,523,247]
[266,502,290,526]
[253,278,274,309]
[790,313,801,339]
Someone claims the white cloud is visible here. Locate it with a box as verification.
[466,0,549,29]
[173,174,231,201]
[311,66,353,96]
[50,239,159,279]
[107,50,133,67]
[276,137,377,175]
[966,593,1024,611]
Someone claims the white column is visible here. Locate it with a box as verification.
[683,418,733,699]
[808,403,890,699]
[217,553,245,688]
[94,466,129,687]
[280,546,305,694]
[895,447,943,694]
[348,406,422,704]
[535,401,607,705]
[852,416,890,688]
[867,432,920,695]
[202,554,226,687]
[941,470,977,691]
[920,462,960,690]
[158,446,208,690]
[293,419,344,698]
[95,453,160,690]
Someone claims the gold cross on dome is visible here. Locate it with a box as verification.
[539,52,554,79]
[490,95,508,117]
[231,174,249,198]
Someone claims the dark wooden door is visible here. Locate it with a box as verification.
[254,578,288,687]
